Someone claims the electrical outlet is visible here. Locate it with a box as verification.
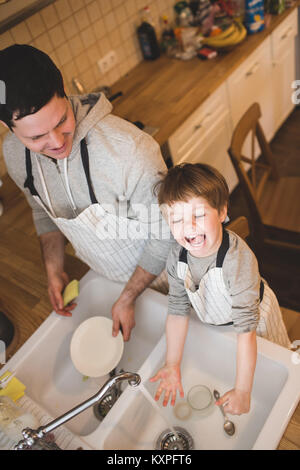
[97,50,118,75]
[107,50,118,68]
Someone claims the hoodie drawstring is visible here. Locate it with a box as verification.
[63,157,77,212]
[36,156,56,218]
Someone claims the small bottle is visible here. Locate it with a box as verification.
[0,396,39,445]
[269,0,285,14]
[137,6,160,60]
[232,0,245,21]
[160,15,176,55]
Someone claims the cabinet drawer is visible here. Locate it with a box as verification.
[227,38,270,98]
[173,109,238,192]
[227,37,273,135]
[272,9,298,59]
[169,83,228,153]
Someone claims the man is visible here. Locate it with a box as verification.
[0,45,173,341]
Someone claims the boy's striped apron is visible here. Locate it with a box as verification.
[177,229,291,348]
[23,139,167,289]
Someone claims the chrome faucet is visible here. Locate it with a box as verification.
[14,371,141,450]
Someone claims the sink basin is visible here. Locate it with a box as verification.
[90,313,300,450]
[1,270,167,445]
[2,270,299,450]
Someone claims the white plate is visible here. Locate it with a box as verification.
[70,316,124,377]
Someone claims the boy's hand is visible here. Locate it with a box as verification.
[150,365,184,407]
[215,388,251,415]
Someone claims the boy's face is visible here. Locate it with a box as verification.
[164,196,227,258]
[9,94,75,160]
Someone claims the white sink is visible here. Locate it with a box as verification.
[1,270,167,446]
[2,270,299,450]
[90,313,300,450]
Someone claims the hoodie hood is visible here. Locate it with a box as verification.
[69,92,113,153]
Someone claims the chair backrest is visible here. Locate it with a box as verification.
[228,103,279,241]
[226,216,250,241]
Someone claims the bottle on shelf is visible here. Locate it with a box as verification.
[137,6,161,61]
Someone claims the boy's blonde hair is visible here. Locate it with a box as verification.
[155,163,229,213]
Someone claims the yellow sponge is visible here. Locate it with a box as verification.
[0,371,26,402]
[63,280,79,307]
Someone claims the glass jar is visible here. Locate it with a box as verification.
[0,396,39,443]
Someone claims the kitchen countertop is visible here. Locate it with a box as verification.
[111,3,299,147]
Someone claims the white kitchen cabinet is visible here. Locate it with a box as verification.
[168,9,298,194]
[168,84,238,192]
[271,9,298,132]
[227,36,274,141]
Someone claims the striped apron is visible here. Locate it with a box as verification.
[24,139,167,287]
[177,229,291,348]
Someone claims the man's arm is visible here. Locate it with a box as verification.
[39,231,75,316]
[111,132,174,340]
[111,265,156,341]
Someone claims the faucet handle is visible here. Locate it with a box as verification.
[14,427,41,449]
[128,373,141,387]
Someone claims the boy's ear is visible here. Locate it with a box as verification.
[219,204,228,223]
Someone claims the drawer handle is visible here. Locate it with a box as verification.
[194,113,211,131]
[246,62,260,77]
[280,26,293,41]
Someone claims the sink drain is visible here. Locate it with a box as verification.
[155,427,194,450]
[93,387,121,421]
[93,368,124,421]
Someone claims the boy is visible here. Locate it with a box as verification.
[150,163,291,416]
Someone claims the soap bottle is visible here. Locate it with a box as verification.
[137,6,160,60]
[0,396,39,446]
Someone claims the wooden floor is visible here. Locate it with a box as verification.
[0,176,89,358]
[0,107,300,449]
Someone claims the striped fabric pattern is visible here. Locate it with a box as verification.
[178,261,233,325]
[33,196,148,282]
[256,283,292,348]
[177,260,291,348]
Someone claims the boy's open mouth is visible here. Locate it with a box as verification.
[185,234,206,246]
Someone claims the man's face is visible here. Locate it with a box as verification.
[10,94,76,159]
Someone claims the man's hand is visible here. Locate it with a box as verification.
[111,297,135,342]
[48,271,77,317]
[111,266,156,341]
[215,388,251,415]
[40,231,75,316]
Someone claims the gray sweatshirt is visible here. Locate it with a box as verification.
[3,93,174,275]
[167,230,261,333]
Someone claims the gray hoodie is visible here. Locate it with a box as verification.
[3,93,174,276]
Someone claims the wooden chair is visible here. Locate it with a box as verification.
[227,216,300,342]
[226,215,250,240]
[228,102,300,252]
